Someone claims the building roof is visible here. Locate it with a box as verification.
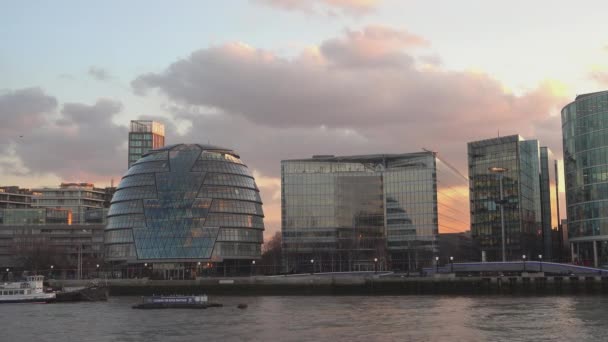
[283,151,433,163]
[145,143,240,158]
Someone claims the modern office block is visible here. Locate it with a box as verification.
[281,152,469,272]
[468,135,555,261]
[562,90,608,267]
[128,120,165,169]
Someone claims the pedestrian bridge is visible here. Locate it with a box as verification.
[424,261,608,276]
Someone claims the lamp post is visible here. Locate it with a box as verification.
[374,257,378,274]
[435,256,439,274]
[489,167,509,262]
[310,259,314,274]
[522,255,527,272]
[251,260,256,277]
[449,256,454,273]
[538,254,543,273]
[50,265,54,279]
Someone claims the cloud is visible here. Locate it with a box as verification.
[1,89,129,184]
[0,88,57,146]
[131,25,569,236]
[88,66,112,81]
[254,0,380,16]
[132,26,566,153]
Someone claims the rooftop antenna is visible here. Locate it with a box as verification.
[498,129,500,137]
[110,178,114,188]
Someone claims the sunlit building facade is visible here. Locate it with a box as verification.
[468,135,555,261]
[282,152,469,272]
[105,144,265,277]
[128,120,165,169]
[562,90,608,267]
[32,183,106,224]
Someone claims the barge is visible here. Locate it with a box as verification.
[132,295,222,309]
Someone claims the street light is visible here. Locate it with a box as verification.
[522,255,527,272]
[538,254,543,273]
[251,260,256,277]
[310,259,315,274]
[449,256,454,273]
[435,256,439,273]
[489,166,509,262]
[374,257,378,274]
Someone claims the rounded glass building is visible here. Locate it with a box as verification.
[562,90,608,266]
[105,144,264,276]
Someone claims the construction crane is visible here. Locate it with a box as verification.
[422,147,469,182]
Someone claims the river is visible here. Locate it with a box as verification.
[3,295,608,341]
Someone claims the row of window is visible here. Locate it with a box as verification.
[210,199,264,216]
[117,174,156,190]
[200,151,243,165]
[191,160,251,176]
[204,173,257,189]
[217,228,263,242]
[567,182,608,205]
[112,186,157,202]
[126,161,169,176]
[107,200,144,216]
[568,200,608,223]
[213,242,261,257]
[197,186,261,203]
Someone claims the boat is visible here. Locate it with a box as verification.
[132,295,223,309]
[0,275,56,304]
[54,283,109,302]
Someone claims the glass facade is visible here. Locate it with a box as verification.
[562,90,608,266]
[31,183,106,224]
[128,120,165,168]
[282,152,446,272]
[539,147,558,259]
[468,135,546,261]
[105,144,265,265]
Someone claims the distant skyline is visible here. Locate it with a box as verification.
[2,0,607,236]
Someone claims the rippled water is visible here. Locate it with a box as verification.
[3,295,608,341]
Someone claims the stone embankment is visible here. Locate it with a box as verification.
[49,273,608,296]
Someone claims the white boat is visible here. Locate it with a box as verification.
[0,275,56,303]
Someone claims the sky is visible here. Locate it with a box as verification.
[2,0,608,238]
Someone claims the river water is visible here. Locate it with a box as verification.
[3,295,608,341]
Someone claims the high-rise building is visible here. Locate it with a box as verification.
[105,144,265,277]
[128,120,165,169]
[562,90,608,267]
[468,135,555,261]
[32,183,105,224]
[281,152,469,273]
[539,147,558,260]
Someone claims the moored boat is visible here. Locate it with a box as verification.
[132,295,222,309]
[0,275,56,304]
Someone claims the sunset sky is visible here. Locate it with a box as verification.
[2,0,607,237]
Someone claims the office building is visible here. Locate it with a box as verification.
[539,147,558,259]
[128,120,165,168]
[0,208,106,274]
[281,152,469,273]
[0,186,35,209]
[105,144,265,277]
[32,183,105,224]
[562,90,608,267]
[468,135,556,261]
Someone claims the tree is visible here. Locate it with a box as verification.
[260,232,282,274]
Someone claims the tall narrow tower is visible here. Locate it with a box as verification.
[128,120,165,168]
